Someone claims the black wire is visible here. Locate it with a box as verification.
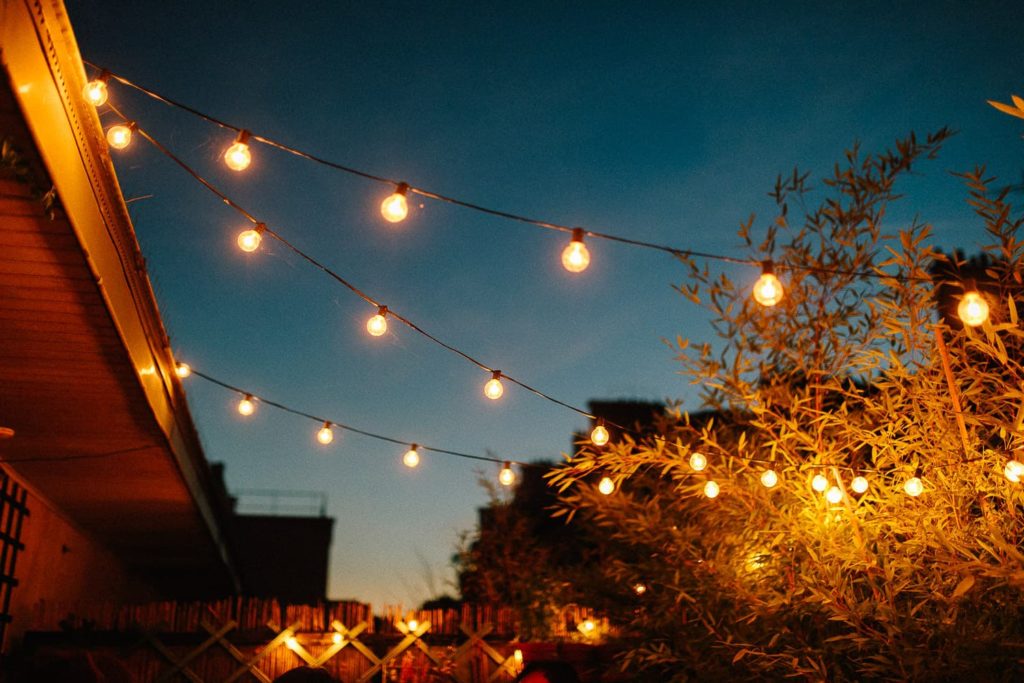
[189,369,541,468]
[90,64,935,282]
[108,105,605,426]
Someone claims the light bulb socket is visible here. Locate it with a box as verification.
[761,259,775,275]
[322,421,332,429]
[410,443,418,451]
[243,394,254,402]
[503,460,511,469]
[376,304,388,316]
[571,227,585,243]
[961,278,977,292]
[96,69,111,84]
[234,129,251,145]
[491,370,502,381]
[394,182,409,196]
[254,222,267,234]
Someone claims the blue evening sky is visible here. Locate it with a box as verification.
[66,1,1022,607]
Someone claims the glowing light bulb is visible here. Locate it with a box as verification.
[1004,459,1024,483]
[237,395,256,416]
[237,227,263,252]
[499,461,515,486]
[285,636,298,651]
[367,305,389,336]
[407,619,419,632]
[752,261,784,306]
[689,452,708,472]
[633,583,647,595]
[904,476,923,497]
[484,371,504,400]
[591,422,609,446]
[514,649,523,666]
[760,469,779,488]
[561,228,591,273]
[175,362,192,379]
[223,130,252,171]
[826,486,843,504]
[317,422,334,445]
[598,476,615,495]
[580,619,595,634]
[958,290,989,327]
[403,445,420,468]
[703,480,720,498]
[83,78,108,106]
[851,476,869,494]
[381,183,409,223]
[106,123,133,149]
[811,474,828,492]
[332,632,343,645]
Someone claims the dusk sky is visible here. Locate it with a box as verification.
[66,1,1022,608]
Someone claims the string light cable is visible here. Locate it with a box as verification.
[105,104,607,427]
[87,64,939,284]
[186,367,541,468]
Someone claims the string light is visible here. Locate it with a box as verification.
[484,371,504,400]
[851,475,869,494]
[633,583,648,596]
[106,122,134,150]
[1004,459,1024,483]
[366,305,388,337]
[175,362,192,379]
[760,469,778,488]
[703,480,720,498]
[316,422,335,445]
[811,474,828,492]
[380,183,410,223]
[332,633,343,645]
[591,421,610,446]
[403,444,420,468]
[598,476,615,495]
[223,129,252,171]
[689,452,708,472]
[237,223,265,252]
[904,476,923,497]
[83,71,109,106]
[237,394,256,416]
[499,461,516,486]
[407,619,419,632]
[561,228,591,273]
[826,485,843,504]
[752,260,783,306]
[958,288,989,327]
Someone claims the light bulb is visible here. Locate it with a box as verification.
[1004,459,1024,483]
[106,124,133,149]
[381,183,410,223]
[237,395,256,416]
[580,619,595,633]
[689,452,707,472]
[826,485,843,504]
[904,476,923,497]
[285,636,299,651]
[484,371,504,400]
[403,445,420,468]
[83,78,108,106]
[703,480,720,498]
[224,130,252,171]
[958,290,989,327]
[752,261,784,306]
[561,228,591,273]
[598,476,615,495]
[811,474,828,492]
[175,362,192,379]
[760,469,778,488]
[591,423,609,446]
[407,619,419,632]
[851,476,869,494]
[633,583,647,596]
[317,422,334,445]
[499,462,515,486]
[366,305,388,337]
[237,228,262,252]
[332,632,343,645]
